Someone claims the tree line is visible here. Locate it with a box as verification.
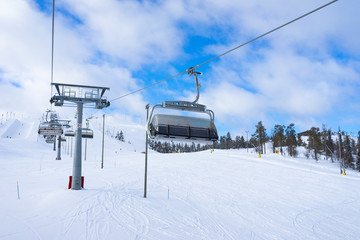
[146,121,360,172]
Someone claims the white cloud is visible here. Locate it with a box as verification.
[0,0,147,120]
[201,81,267,121]
[59,0,184,69]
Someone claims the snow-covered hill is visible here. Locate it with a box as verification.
[0,119,36,139]
[0,118,360,239]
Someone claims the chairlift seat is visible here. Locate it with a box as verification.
[149,114,218,141]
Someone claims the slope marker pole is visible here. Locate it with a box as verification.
[17,181,20,200]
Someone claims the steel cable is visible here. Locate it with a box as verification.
[108,0,338,103]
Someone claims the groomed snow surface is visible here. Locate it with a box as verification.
[1,118,360,240]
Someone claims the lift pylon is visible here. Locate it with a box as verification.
[50,83,110,190]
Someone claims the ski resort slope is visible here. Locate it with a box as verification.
[0,119,360,240]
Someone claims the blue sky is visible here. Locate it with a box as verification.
[0,0,360,137]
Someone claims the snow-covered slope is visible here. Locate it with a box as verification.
[0,119,35,139]
[0,118,360,239]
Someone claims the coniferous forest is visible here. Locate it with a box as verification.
[139,121,360,172]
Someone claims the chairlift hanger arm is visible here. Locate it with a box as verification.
[146,104,162,138]
[186,67,203,104]
[186,67,202,76]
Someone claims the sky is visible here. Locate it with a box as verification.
[0,0,360,137]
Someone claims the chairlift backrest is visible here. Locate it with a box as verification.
[149,114,218,141]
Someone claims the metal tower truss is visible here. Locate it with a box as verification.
[50,83,110,109]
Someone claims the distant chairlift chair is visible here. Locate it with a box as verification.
[64,130,75,137]
[64,129,93,139]
[38,122,63,136]
[81,128,94,139]
[38,110,63,136]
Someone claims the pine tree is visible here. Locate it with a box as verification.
[356,131,360,172]
[321,125,328,160]
[191,142,196,152]
[272,124,285,154]
[119,130,125,141]
[344,135,355,169]
[253,121,267,154]
[297,134,304,147]
[219,136,226,149]
[155,141,162,152]
[241,136,246,148]
[234,136,240,149]
[285,123,297,157]
[308,127,321,161]
[196,143,201,152]
[225,132,232,149]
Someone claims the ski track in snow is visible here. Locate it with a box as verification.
[293,196,360,240]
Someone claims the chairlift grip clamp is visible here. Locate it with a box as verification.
[186,66,202,76]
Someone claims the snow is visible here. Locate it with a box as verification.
[1,118,360,239]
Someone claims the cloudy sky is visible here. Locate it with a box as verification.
[0,0,359,136]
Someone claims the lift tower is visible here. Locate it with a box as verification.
[50,83,110,190]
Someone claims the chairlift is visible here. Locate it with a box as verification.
[38,122,63,136]
[81,128,94,139]
[38,110,63,136]
[64,130,75,137]
[64,129,93,139]
[146,68,218,142]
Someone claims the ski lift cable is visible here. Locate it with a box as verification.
[193,0,338,70]
[109,70,187,102]
[85,71,188,118]
[50,0,55,110]
[108,0,338,104]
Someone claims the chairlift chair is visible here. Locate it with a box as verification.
[64,129,93,139]
[38,110,64,136]
[146,69,218,142]
[81,128,94,139]
[64,130,75,137]
[38,122,63,136]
